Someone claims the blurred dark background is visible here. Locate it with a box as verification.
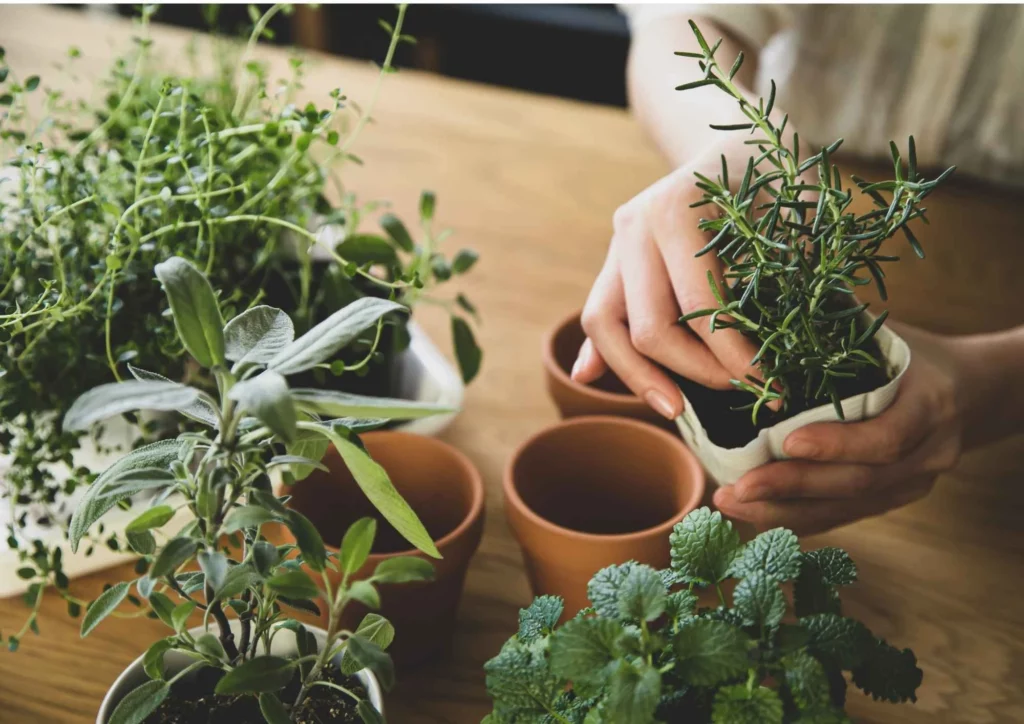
[114,4,631,107]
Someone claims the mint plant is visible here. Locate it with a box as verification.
[56,255,452,723]
[675,22,954,422]
[0,3,480,643]
[484,507,922,724]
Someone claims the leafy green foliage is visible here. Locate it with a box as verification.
[675,22,954,421]
[484,507,922,723]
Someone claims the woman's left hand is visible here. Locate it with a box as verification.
[714,322,968,535]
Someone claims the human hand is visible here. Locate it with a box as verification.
[571,140,767,420]
[714,323,967,534]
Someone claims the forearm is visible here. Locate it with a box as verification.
[626,17,758,167]
[952,326,1024,449]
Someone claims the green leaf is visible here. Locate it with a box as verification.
[371,556,435,584]
[711,684,784,724]
[126,365,218,427]
[259,692,292,724]
[171,602,196,633]
[349,580,381,609]
[803,548,857,586]
[222,504,279,534]
[198,550,229,593]
[291,388,454,420]
[783,650,831,711]
[342,613,396,675]
[451,316,482,384]
[149,537,199,579]
[215,655,295,695]
[126,531,156,556]
[669,507,743,586]
[517,595,563,644]
[802,613,873,669]
[549,616,620,683]
[346,634,395,690]
[125,505,175,534]
[194,632,228,661]
[617,564,667,622]
[605,662,661,724]
[224,305,295,364]
[228,371,296,444]
[148,592,176,629]
[268,297,406,375]
[285,426,332,482]
[63,380,198,432]
[358,700,384,724]
[851,638,922,703]
[154,256,226,368]
[588,562,638,620]
[315,426,440,558]
[286,510,327,572]
[730,527,801,582]
[25,75,40,91]
[733,570,786,629]
[81,582,129,637]
[338,234,399,265]
[107,679,170,724]
[419,190,436,220]
[266,570,320,599]
[484,638,564,722]
[143,638,175,680]
[216,564,261,601]
[672,619,750,686]
[380,212,414,252]
[451,249,479,274]
[339,518,377,575]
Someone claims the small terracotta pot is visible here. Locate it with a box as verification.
[543,309,668,427]
[504,416,705,620]
[270,431,484,667]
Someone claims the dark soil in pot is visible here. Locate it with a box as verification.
[143,664,367,724]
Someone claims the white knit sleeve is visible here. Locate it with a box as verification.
[619,4,793,50]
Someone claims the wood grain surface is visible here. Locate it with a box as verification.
[0,7,1022,723]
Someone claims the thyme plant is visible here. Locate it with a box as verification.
[676,22,954,422]
[0,3,480,640]
[484,508,922,724]
[66,257,448,723]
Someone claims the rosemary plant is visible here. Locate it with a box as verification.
[67,256,447,723]
[0,3,479,641]
[676,21,954,422]
[484,508,922,724]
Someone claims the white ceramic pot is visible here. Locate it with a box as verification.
[676,323,911,485]
[96,620,383,723]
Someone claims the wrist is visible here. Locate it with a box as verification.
[949,327,1024,449]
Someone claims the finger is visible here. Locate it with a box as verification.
[714,475,933,535]
[730,459,913,503]
[646,185,766,391]
[581,261,683,419]
[616,225,733,389]
[782,379,931,464]
[570,337,608,384]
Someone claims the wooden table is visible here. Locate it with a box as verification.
[1,7,1022,723]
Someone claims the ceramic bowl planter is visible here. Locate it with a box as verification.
[676,323,911,485]
[271,431,484,667]
[504,416,705,619]
[96,620,383,723]
[543,310,668,428]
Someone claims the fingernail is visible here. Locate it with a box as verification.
[713,486,733,508]
[571,343,591,381]
[645,390,678,420]
[785,438,819,459]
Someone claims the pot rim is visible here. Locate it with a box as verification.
[296,430,485,561]
[503,415,705,544]
[542,309,642,405]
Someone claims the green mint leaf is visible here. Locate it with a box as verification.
[107,679,170,724]
[605,662,661,724]
[711,684,783,724]
[733,570,786,629]
[664,589,699,622]
[803,548,857,586]
[672,619,750,687]
[81,582,130,637]
[215,655,295,695]
[802,613,873,669]
[223,305,295,364]
[154,256,226,368]
[730,527,801,582]
[669,507,742,586]
[617,563,667,622]
[517,595,563,644]
[851,638,922,703]
[549,616,621,685]
[588,562,638,620]
[484,638,565,723]
[782,650,831,711]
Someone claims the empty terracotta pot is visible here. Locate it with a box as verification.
[504,416,705,620]
[543,309,669,427]
[271,431,485,667]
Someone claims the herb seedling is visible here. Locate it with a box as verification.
[484,507,922,724]
[675,22,954,422]
[65,256,448,723]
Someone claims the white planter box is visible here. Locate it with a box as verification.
[675,324,911,486]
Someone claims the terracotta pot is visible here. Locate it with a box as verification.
[271,431,485,667]
[543,309,669,427]
[504,416,705,620]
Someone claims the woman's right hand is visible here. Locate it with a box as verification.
[573,141,765,420]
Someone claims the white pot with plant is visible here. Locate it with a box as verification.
[667,22,954,484]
